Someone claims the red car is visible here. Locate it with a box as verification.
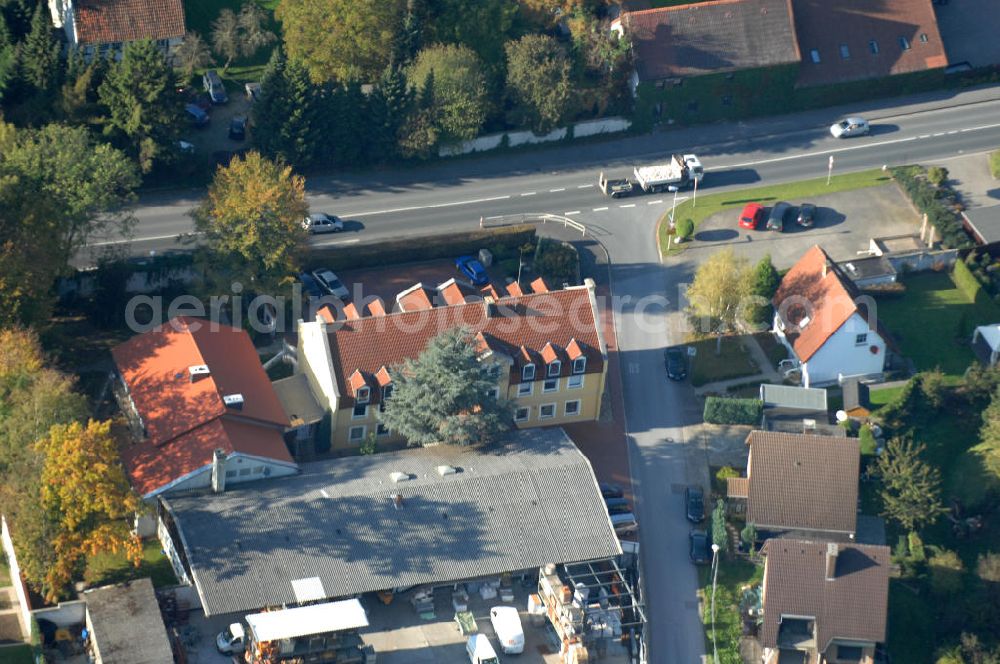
[738,203,765,230]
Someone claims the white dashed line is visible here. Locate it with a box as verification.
[593,206,609,212]
[550,187,566,192]
[485,215,504,220]
[315,237,360,246]
[933,132,945,137]
[947,130,959,135]
[647,199,663,205]
[521,191,536,196]
[350,194,511,217]
[918,135,931,139]
[320,489,330,498]
[89,232,197,246]
[619,203,636,208]
[564,211,581,215]
[577,184,594,189]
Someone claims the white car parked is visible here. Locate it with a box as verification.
[489,606,524,655]
[303,213,344,234]
[830,117,870,138]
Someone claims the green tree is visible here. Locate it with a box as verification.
[685,247,753,353]
[16,1,59,95]
[425,0,517,66]
[675,217,694,241]
[393,0,422,65]
[876,438,946,532]
[378,327,514,446]
[252,50,324,167]
[236,3,276,61]
[175,31,214,80]
[928,547,964,596]
[324,79,370,167]
[368,64,413,162]
[406,44,488,145]
[711,498,728,554]
[0,12,15,102]
[193,151,308,288]
[748,254,780,328]
[504,34,572,133]
[740,522,757,553]
[977,386,1000,489]
[99,39,183,173]
[276,0,405,83]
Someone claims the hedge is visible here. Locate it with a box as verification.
[703,397,763,425]
[953,258,988,305]
[990,150,1000,180]
[890,165,972,249]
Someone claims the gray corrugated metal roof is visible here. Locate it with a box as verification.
[164,427,621,616]
[84,578,173,664]
[760,384,828,412]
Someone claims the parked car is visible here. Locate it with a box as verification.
[830,117,870,138]
[298,272,323,298]
[606,502,633,516]
[689,530,711,564]
[610,512,638,535]
[604,497,630,510]
[216,623,245,654]
[489,606,524,655]
[466,634,500,664]
[455,255,489,286]
[203,70,228,104]
[796,203,817,228]
[767,201,791,232]
[185,103,209,127]
[229,116,247,141]
[738,202,765,230]
[303,213,344,234]
[664,347,688,381]
[245,81,261,102]
[685,486,705,523]
[311,268,350,300]
[600,483,624,499]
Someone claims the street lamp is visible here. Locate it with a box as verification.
[667,185,680,228]
[710,542,721,664]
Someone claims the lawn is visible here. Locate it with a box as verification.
[698,557,764,664]
[754,332,787,368]
[875,271,998,379]
[84,539,178,590]
[689,336,760,387]
[887,580,936,664]
[0,645,34,664]
[660,169,891,256]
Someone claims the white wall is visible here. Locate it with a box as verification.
[296,320,339,412]
[507,127,567,147]
[574,117,631,138]
[32,601,86,628]
[151,453,298,498]
[438,117,631,157]
[1,516,31,639]
[802,312,886,387]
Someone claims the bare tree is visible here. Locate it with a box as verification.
[237,3,276,58]
[175,32,214,80]
[211,9,241,72]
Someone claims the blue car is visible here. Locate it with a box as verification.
[185,103,209,127]
[455,256,489,286]
[298,272,323,298]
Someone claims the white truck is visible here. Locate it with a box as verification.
[632,154,704,193]
[217,598,371,663]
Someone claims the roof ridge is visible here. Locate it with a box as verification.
[626,0,756,17]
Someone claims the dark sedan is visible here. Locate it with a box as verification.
[685,486,705,523]
[797,203,817,228]
[298,272,323,298]
[689,530,711,564]
[664,347,688,381]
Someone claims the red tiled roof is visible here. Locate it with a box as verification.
[622,0,800,81]
[326,287,604,406]
[438,279,467,306]
[343,303,361,320]
[773,245,863,362]
[506,282,524,297]
[762,539,890,652]
[317,304,336,324]
[530,278,549,294]
[73,0,186,46]
[793,0,947,87]
[366,298,386,317]
[375,366,392,387]
[396,284,434,312]
[540,341,560,364]
[112,317,291,496]
[481,285,501,299]
[348,369,368,395]
[566,338,584,361]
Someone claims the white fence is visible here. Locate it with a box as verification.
[439,116,631,157]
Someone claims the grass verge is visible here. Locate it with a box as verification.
[659,169,891,257]
[698,557,764,664]
[0,644,34,664]
[84,539,178,590]
[689,336,760,387]
[990,150,1000,180]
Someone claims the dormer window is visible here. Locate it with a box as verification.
[522,363,535,381]
[572,357,586,374]
[356,386,371,404]
[547,360,561,377]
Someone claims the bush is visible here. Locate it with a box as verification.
[908,531,926,563]
[928,547,964,596]
[533,238,579,286]
[859,424,877,456]
[990,150,1000,179]
[703,397,763,425]
[716,466,740,483]
[891,165,972,249]
[927,166,949,186]
[953,258,989,305]
[676,217,694,240]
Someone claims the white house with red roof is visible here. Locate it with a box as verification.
[111,317,298,500]
[772,246,887,387]
[48,0,186,62]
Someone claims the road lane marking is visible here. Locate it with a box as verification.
[947,130,959,134]
[549,187,566,192]
[89,232,198,246]
[314,237,360,246]
[919,135,931,139]
[619,203,636,208]
[564,210,581,215]
[933,132,945,137]
[350,194,512,217]
[647,199,663,205]
[577,184,594,189]
[485,215,504,220]
[521,191,536,196]
[593,206,609,212]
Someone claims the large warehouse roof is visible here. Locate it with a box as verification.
[164,427,621,615]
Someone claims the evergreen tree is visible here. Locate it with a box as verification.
[0,12,14,102]
[711,499,728,554]
[16,2,60,97]
[327,79,368,167]
[0,0,33,40]
[749,254,780,328]
[393,0,422,65]
[378,327,514,446]
[876,438,946,533]
[367,64,412,162]
[251,48,290,159]
[251,49,324,168]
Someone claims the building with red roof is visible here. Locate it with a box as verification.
[48,0,186,62]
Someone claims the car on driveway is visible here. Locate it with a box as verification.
[298,272,323,298]
[796,203,817,228]
[685,486,705,523]
[455,255,489,286]
[738,202,765,230]
[689,530,711,564]
[203,70,228,104]
[664,347,688,381]
[311,268,350,300]
[303,213,344,234]
[228,116,247,141]
[185,103,209,127]
[766,201,791,232]
[830,117,870,138]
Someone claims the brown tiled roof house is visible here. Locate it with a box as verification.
[728,431,859,539]
[48,0,186,61]
[761,539,890,663]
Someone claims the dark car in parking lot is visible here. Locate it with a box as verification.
[298,272,323,298]
[185,103,209,127]
[796,203,816,228]
[664,347,688,381]
[455,255,489,286]
[600,483,624,499]
[689,530,711,564]
[685,486,705,523]
[203,69,228,104]
[766,201,791,232]
[229,116,247,141]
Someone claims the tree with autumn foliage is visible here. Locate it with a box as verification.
[34,419,142,600]
[193,151,308,290]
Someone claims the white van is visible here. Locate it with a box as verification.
[490,606,525,654]
[467,634,500,664]
[216,623,245,653]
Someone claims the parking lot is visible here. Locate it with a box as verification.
[686,183,921,269]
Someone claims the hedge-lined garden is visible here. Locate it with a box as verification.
[703,397,763,425]
[890,166,972,249]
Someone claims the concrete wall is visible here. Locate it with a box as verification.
[885,249,959,273]
[438,117,631,157]
[1,516,31,638]
[507,127,567,147]
[573,117,632,138]
[32,600,86,628]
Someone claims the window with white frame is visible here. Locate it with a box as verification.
[488,386,500,400]
[522,363,535,381]
[514,407,530,422]
[548,360,561,377]
[379,384,393,412]
[572,357,587,374]
[564,400,581,416]
[517,382,533,397]
[487,363,502,378]
[543,378,559,393]
[353,403,368,419]
[539,403,556,419]
[376,423,390,437]
[855,333,868,345]
[356,386,371,403]
[568,374,584,389]
[349,425,366,442]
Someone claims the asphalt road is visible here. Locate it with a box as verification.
[89,84,1000,663]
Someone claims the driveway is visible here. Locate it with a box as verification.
[686,184,921,269]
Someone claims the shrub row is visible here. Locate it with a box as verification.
[703,397,763,425]
[891,165,972,249]
[953,258,991,306]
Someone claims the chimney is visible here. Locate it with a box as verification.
[392,493,403,509]
[825,542,839,581]
[223,393,245,410]
[211,449,227,493]
[188,364,210,382]
[483,295,498,318]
